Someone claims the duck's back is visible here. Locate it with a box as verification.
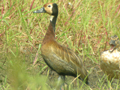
[100,50,120,79]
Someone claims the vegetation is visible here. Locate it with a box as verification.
[0,0,120,89]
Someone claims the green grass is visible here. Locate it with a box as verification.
[0,0,120,89]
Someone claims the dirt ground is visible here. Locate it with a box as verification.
[0,47,120,90]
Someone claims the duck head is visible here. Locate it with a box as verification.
[109,35,120,52]
[33,3,58,17]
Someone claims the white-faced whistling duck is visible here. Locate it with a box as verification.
[100,35,120,81]
[33,3,88,87]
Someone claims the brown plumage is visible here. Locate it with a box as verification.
[33,3,88,85]
[100,35,120,81]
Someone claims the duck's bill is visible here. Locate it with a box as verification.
[109,45,115,52]
[33,7,46,13]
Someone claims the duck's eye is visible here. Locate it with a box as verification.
[48,5,51,7]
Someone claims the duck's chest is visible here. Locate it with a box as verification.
[41,44,50,55]
[41,41,56,56]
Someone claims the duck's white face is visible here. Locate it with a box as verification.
[44,3,53,15]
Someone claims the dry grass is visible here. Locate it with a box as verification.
[0,0,120,89]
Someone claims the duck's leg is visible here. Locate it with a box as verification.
[78,76,89,85]
[55,75,65,90]
[84,77,89,85]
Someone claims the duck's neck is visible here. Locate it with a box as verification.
[42,15,57,45]
[117,41,120,52]
[117,46,120,51]
[50,15,57,31]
